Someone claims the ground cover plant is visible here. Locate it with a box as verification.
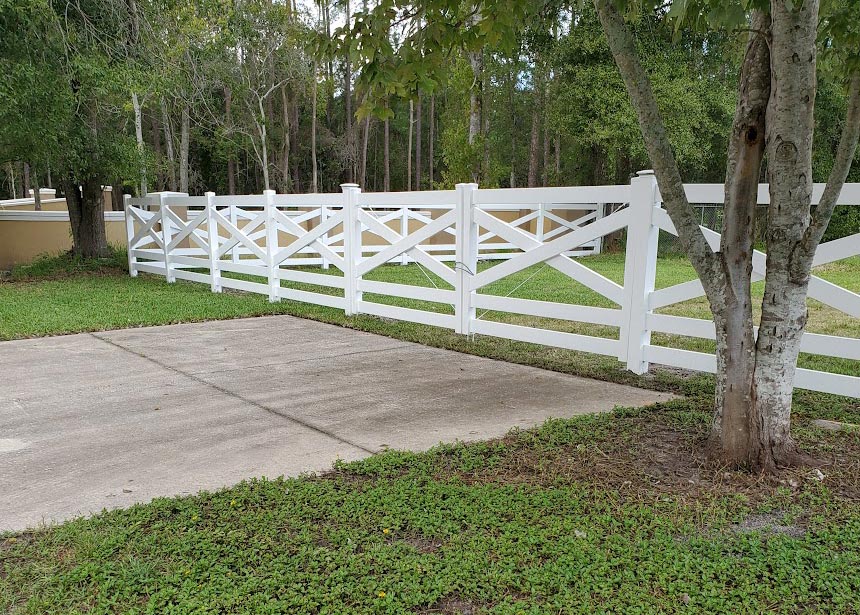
[2,250,860,613]
[2,400,860,613]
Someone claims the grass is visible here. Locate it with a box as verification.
[2,249,860,613]
[3,402,860,613]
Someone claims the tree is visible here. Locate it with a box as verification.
[340,0,860,471]
[592,0,860,470]
[0,0,140,258]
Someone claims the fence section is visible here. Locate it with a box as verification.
[125,176,860,398]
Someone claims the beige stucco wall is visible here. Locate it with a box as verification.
[0,219,126,270]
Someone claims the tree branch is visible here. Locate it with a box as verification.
[593,0,717,288]
[792,69,860,274]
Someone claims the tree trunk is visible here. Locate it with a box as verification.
[383,110,390,192]
[415,94,422,190]
[151,109,164,191]
[360,114,370,188]
[311,61,319,193]
[749,1,820,471]
[132,92,147,196]
[407,99,414,191]
[281,85,291,193]
[64,178,108,259]
[32,169,41,210]
[161,100,177,191]
[508,63,517,188]
[708,11,771,467]
[542,123,550,186]
[179,105,190,193]
[527,87,540,188]
[344,0,354,183]
[429,94,435,188]
[23,162,30,200]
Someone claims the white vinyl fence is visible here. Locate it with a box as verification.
[125,172,860,398]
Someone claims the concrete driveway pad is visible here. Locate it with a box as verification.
[1,315,674,531]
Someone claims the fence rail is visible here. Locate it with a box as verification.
[125,174,860,399]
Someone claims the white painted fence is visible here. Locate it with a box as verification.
[125,173,860,398]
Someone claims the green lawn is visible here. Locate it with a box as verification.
[2,250,860,613]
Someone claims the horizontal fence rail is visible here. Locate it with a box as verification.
[125,175,860,399]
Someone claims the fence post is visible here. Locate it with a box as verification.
[536,203,545,242]
[593,203,606,254]
[264,189,279,302]
[206,191,221,293]
[123,194,138,277]
[229,200,239,264]
[621,170,660,373]
[455,183,479,335]
[400,207,409,265]
[341,183,362,316]
[160,193,175,283]
[320,203,330,270]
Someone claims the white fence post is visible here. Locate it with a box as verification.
[620,170,660,373]
[229,200,239,264]
[593,203,606,254]
[400,207,409,265]
[455,183,479,335]
[265,189,279,302]
[123,194,138,277]
[206,191,221,293]
[160,193,175,283]
[536,203,545,242]
[320,203,330,270]
[341,183,362,316]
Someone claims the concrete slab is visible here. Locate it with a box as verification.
[1,315,674,532]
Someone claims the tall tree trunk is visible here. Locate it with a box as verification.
[161,100,177,191]
[467,5,484,180]
[179,105,190,193]
[23,162,31,200]
[415,94,422,190]
[429,94,435,188]
[383,110,390,192]
[132,92,147,196]
[407,99,414,191]
[542,123,550,186]
[311,61,319,193]
[749,1,820,471]
[554,136,560,182]
[32,169,41,210]
[151,109,164,191]
[344,0,354,183]
[360,114,370,188]
[527,90,541,187]
[64,178,108,258]
[224,86,236,195]
[481,55,490,181]
[281,85,291,193]
[508,62,517,188]
[709,11,771,467]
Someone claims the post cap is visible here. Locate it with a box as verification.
[340,183,360,188]
[637,170,655,176]
[263,189,276,195]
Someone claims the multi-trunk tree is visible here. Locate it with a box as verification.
[593,0,860,470]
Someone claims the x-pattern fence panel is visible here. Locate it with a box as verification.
[125,177,860,399]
